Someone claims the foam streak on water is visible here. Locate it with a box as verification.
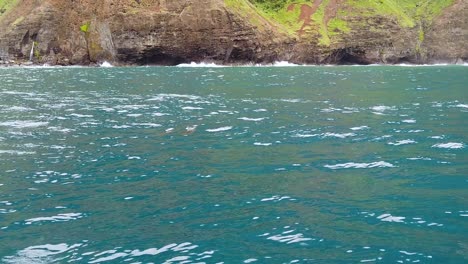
[0,65,467,263]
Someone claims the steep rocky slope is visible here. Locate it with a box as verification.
[0,0,466,65]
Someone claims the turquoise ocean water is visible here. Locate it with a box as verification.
[0,65,467,263]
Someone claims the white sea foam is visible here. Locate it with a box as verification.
[185,125,198,133]
[99,61,113,67]
[3,243,82,264]
[69,113,93,118]
[377,214,406,223]
[370,105,396,112]
[281,99,302,103]
[89,253,128,263]
[402,119,416,123]
[111,125,131,129]
[206,126,233,132]
[0,91,36,96]
[177,62,224,68]
[148,93,201,101]
[131,243,178,256]
[261,195,294,202]
[131,123,161,127]
[350,126,369,131]
[455,104,468,109]
[395,63,451,67]
[271,61,300,67]
[25,213,84,224]
[322,132,356,139]
[292,133,319,138]
[267,233,312,244]
[182,106,204,110]
[432,142,464,149]
[325,161,395,170]
[238,117,266,122]
[0,121,48,128]
[0,150,36,155]
[388,140,417,146]
[407,157,432,161]
[3,106,34,112]
[254,142,272,146]
[152,112,171,117]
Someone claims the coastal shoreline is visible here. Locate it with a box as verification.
[1,60,467,68]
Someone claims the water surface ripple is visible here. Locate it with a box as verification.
[0,66,467,263]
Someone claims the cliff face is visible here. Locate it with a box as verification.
[0,0,466,65]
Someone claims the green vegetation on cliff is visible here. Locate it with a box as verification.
[229,0,455,46]
[0,0,19,20]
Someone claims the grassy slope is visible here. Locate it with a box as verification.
[0,0,20,21]
[227,0,455,46]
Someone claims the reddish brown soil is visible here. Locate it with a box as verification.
[288,0,343,37]
[287,3,296,12]
[296,0,323,36]
[324,0,345,26]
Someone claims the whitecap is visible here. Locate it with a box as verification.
[238,117,265,122]
[402,119,416,123]
[325,161,395,170]
[152,112,171,117]
[0,91,36,96]
[0,150,36,155]
[455,104,468,109]
[206,126,233,132]
[0,121,48,128]
[399,251,418,256]
[182,106,204,110]
[131,123,161,127]
[111,125,131,129]
[350,126,369,131]
[48,127,74,133]
[254,142,272,146]
[186,125,198,133]
[321,107,342,113]
[322,132,356,139]
[25,213,84,224]
[281,99,302,103]
[147,94,201,101]
[126,114,142,117]
[370,105,396,112]
[407,157,432,161]
[4,106,34,112]
[292,134,319,138]
[261,195,293,202]
[377,214,406,223]
[432,142,464,149]
[69,113,93,118]
[388,140,417,146]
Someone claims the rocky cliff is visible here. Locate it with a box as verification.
[0,0,466,65]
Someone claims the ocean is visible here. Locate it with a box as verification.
[0,65,467,263]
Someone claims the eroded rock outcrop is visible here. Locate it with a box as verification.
[0,0,466,65]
